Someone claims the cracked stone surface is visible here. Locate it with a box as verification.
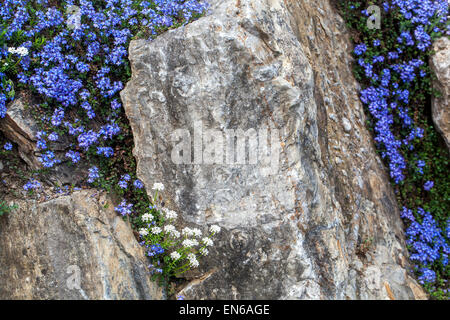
[121,0,426,299]
[431,37,450,151]
[0,190,163,300]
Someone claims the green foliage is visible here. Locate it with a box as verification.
[0,201,17,216]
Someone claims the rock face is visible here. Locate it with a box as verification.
[0,94,88,185]
[121,0,426,299]
[0,190,163,300]
[0,95,41,169]
[430,37,450,151]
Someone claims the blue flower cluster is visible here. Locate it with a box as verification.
[402,207,449,284]
[114,199,133,216]
[349,0,449,291]
[147,244,165,257]
[0,0,208,188]
[355,1,448,185]
[23,179,41,191]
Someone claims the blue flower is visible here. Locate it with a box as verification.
[115,199,133,216]
[23,179,41,191]
[66,150,81,163]
[134,179,144,189]
[424,181,434,191]
[96,146,114,158]
[3,142,12,150]
[87,166,100,183]
[354,44,367,56]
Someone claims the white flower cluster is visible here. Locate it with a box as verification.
[8,46,29,57]
[187,253,199,268]
[182,239,199,247]
[141,213,154,222]
[152,183,165,191]
[170,252,181,260]
[151,226,162,235]
[202,237,213,247]
[210,225,221,234]
[139,228,148,236]
[162,207,178,220]
[164,224,180,238]
[137,185,222,276]
[182,227,202,238]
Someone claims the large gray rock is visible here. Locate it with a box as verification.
[431,37,450,150]
[0,190,163,300]
[121,0,426,299]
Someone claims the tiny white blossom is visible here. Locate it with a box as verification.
[182,239,193,247]
[141,213,154,222]
[202,237,213,247]
[187,253,196,260]
[182,227,194,237]
[187,253,199,268]
[151,226,162,235]
[170,252,181,260]
[165,210,178,220]
[16,46,28,57]
[190,259,199,268]
[182,239,198,248]
[170,230,181,238]
[164,224,176,234]
[210,225,221,234]
[199,247,209,256]
[191,228,202,238]
[152,183,165,191]
[139,228,148,236]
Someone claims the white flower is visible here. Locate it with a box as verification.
[187,253,199,268]
[139,228,149,236]
[199,247,209,256]
[182,239,198,248]
[171,230,181,238]
[202,237,213,247]
[191,228,202,238]
[170,252,181,260]
[16,46,28,57]
[210,225,221,234]
[8,46,29,57]
[182,227,194,237]
[164,225,176,234]
[187,253,196,260]
[165,209,178,220]
[152,183,165,191]
[141,213,154,222]
[151,226,162,235]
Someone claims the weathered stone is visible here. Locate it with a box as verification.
[0,95,87,185]
[0,95,41,169]
[430,37,450,151]
[0,190,163,300]
[121,0,426,299]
